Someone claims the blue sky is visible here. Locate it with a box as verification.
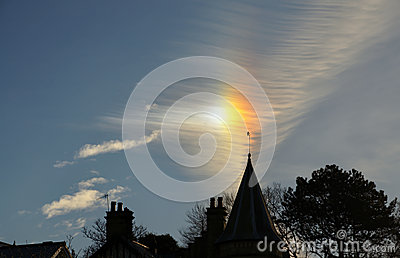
[1,0,400,252]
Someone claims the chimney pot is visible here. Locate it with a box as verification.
[217,197,223,207]
[111,201,116,212]
[210,197,215,208]
[117,202,123,211]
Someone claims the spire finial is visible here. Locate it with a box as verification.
[247,131,251,158]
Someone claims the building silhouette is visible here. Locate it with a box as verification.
[187,153,289,258]
[0,241,72,257]
[91,201,154,258]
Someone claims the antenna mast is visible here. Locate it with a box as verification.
[106,194,109,211]
[99,193,110,211]
[247,131,251,154]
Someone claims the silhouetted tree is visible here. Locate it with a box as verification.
[263,183,303,257]
[65,234,81,258]
[81,219,106,257]
[139,233,179,256]
[387,200,400,257]
[179,203,207,245]
[282,165,398,258]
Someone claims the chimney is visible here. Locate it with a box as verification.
[210,197,216,208]
[206,197,227,257]
[105,201,134,241]
[217,197,223,208]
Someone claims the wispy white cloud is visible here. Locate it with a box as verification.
[55,217,86,230]
[173,0,399,145]
[96,113,124,132]
[99,1,399,187]
[74,130,160,159]
[53,160,75,168]
[256,0,398,142]
[41,177,129,218]
[54,130,159,168]
[78,177,108,189]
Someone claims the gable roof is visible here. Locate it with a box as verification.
[0,241,10,248]
[217,154,281,243]
[0,241,71,257]
[91,237,154,258]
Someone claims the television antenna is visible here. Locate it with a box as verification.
[98,193,110,211]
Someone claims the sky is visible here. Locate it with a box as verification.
[1,0,400,252]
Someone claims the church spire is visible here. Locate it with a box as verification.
[216,153,281,243]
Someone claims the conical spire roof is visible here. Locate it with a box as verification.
[217,153,281,243]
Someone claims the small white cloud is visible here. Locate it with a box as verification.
[17,210,31,215]
[90,170,100,175]
[145,103,158,111]
[108,186,129,200]
[42,189,100,218]
[75,217,86,228]
[55,217,86,230]
[53,160,75,168]
[74,130,160,159]
[78,177,108,189]
[54,220,71,228]
[41,177,129,219]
